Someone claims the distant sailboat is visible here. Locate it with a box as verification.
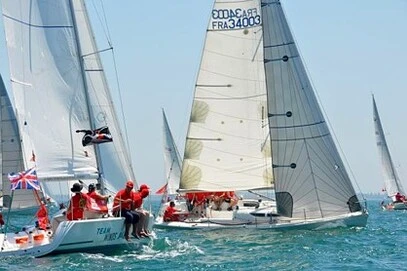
[159,109,182,197]
[373,95,407,210]
[155,0,367,230]
[0,0,152,257]
[0,74,48,212]
[155,109,183,217]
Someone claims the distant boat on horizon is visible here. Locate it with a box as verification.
[373,95,407,210]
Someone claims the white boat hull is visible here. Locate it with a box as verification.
[382,202,407,211]
[0,215,153,257]
[155,200,367,231]
[155,211,367,230]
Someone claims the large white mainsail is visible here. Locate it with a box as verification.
[0,74,42,210]
[180,0,273,192]
[373,95,404,198]
[262,0,362,219]
[162,109,182,195]
[1,0,135,204]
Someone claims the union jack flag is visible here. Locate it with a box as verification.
[8,167,40,190]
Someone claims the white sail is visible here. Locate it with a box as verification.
[262,1,361,219]
[162,109,182,195]
[1,0,135,204]
[180,0,273,192]
[155,0,367,230]
[180,0,362,218]
[373,95,404,198]
[71,1,135,192]
[0,74,42,210]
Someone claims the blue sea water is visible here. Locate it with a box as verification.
[0,197,405,271]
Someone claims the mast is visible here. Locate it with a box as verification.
[67,0,104,190]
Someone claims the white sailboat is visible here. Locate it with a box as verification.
[160,109,183,197]
[154,109,183,216]
[156,109,277,224]
[0,0,152,257]
[155,0,368,230]
[0,74,50,212]
[373,95,407,210]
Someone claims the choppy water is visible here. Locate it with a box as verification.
[0,197,405,271]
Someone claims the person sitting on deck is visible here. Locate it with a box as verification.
[85,183,111,218]
[113,180,140,241]
[132,184,151,237]
[217,191,238,211]
[209,191,238,211]
[394,192,406,203]
[163,201,184,222]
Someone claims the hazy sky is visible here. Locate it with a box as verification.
[0,0,406,194]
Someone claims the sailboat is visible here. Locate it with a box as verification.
[0,0,152,257]
[158,109,182,197]
[154,0,368,230]
[373,95,407,210]
[0,74,50,212]
[154,109,183,216]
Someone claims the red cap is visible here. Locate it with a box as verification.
[139,184,150,191]
[126,180,134,188]
[141,189,150,198]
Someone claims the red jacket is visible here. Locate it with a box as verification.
[66,193,90,220]
[113,189,135,211]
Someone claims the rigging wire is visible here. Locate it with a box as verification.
[91,0,134,174]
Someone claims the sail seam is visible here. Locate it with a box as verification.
[271,133,330,142]
[3,14,73,28]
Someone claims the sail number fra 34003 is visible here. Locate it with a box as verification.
[211,8,261,30]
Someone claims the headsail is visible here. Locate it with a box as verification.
[0,74,41,209]
[262,0,361,219]
[180,0,273,192]
[372,95,405,197]
[1,0,135,203]
[71,0,135,192]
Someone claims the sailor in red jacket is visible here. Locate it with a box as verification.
[86,183,110,216]
[132,184,151,237]
[66,183,90,220]
[113,180,140,241]
[164,201,183,222]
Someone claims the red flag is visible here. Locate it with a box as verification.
[156,183,167,194]
[36,204,49,229]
